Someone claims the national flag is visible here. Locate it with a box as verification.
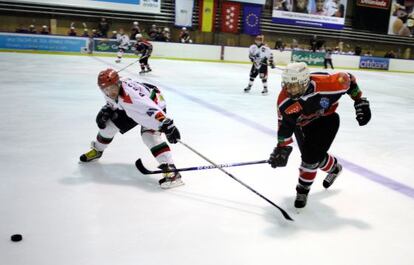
[242,3,262,36]
[221,1,241,33]
[199,0,217,32]
[175,0,194,27]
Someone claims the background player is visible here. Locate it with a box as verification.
[115,29,130,63]
[268,62,371,208]
[135,34,153,74]
[244,35,275,95]
[80,69,183,189]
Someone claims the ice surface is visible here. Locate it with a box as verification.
[0,52,413,265]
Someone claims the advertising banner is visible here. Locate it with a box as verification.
[387,0,414,37]
[359,56,390,70]
[356,0,391,9]
[94,39,136,54]
[272,0,348,29]
[0,33,87,52]
[2,0,161,14]
[291,50,325,66]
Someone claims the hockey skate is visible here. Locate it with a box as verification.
[158,164,184,189]
[79,143,103,162]
[294,184,310,208]
[139,69,146,75]
[261,88,268,95]
[146,68,152,73]
[323,164,343,189]
[244,86,251,93]
[115,58,121,63]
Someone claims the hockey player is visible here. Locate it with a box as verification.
[115,29,130,63]
[134,34,153,74]
[244,35,275,95]
[268,62,371,208]
[80,69,184,189]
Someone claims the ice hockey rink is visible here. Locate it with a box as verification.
[0,52,413,265]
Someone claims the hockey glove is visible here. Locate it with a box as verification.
[270,63,276,69]
[96,105,114,129]
[354,98,371,126]
[268,146,293,168]
[159,118,181,144]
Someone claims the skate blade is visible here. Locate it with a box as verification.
[160,179,185,189]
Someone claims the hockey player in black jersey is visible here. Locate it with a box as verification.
[134,34,153,74]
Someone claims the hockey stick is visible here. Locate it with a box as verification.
[135,159,268,174]
[117,59,140,73]
[177,140,294,221]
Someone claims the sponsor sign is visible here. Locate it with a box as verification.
[291,50,325,66]
[94,39,137,53]
[359,56,389,70]
[2,0,161,14]
[0,33,87,52]
[272,0,348,29]
[356,0,390,9]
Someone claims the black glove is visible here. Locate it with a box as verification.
[270,63,276,69]
[96,105,114,129]
[159,118,181,144]
[354,98,371,126]
[268,146,293,168]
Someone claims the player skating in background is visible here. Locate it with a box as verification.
[244,35,275,95]
[115,29,130,63]
[268,62,371,208]
[80,69,184,189]
[134,34,153,74]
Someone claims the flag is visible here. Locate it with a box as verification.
[199,0,217,32]
[221,1,241,33]
[242,3,262,35]
[175,0,194,27]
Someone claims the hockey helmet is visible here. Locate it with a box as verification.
[135,33,143,40]
[98,68,119,88]
[282,62,310,99]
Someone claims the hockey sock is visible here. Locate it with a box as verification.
[94,133,113,151]
[319,154,337,173]
[298,161,318,187]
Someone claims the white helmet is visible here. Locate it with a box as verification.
[135,33,143,40]
[282,62,310,99]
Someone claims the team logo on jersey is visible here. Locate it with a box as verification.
[285,102,302,114]
[320,97,330,109]
[146,108,158,117]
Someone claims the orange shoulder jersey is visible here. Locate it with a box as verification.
[276,72,362,146]
[135,40,153,57]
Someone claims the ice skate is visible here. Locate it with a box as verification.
[139,69,146,75]
[158,164,184,189]
[146,68,152,73]
[115,58,121,63]
[261,88,268,95]
[294,184,310,208]
[244,86,251,93]
[323,163,342,189]
[79,142,103,162]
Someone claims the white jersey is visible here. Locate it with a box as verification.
[116,34,130,50]
[249,44,274,69]
[104,78,167,131]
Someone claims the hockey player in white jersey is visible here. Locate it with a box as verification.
[244,35,275,95]
[79,69,184,189]
[115,29,130,63]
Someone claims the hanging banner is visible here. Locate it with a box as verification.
[387,0,414,37]
[2,0,161,14]
[231,0,265,3]
[199,0,217,32]
[221,1,241,33]
[175,0,194,27]
[242,3,262,35]
[357,0,391,9]
[272,0,348,29]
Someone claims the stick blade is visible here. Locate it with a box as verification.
[135,159,153,174]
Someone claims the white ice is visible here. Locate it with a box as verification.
[0,52,413,265]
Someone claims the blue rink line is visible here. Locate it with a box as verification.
[94,56,414,200]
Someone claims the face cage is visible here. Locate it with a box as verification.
[101,84,120,99]
[282,80,308,100]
